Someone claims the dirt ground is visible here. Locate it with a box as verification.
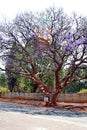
[0,98,87,113]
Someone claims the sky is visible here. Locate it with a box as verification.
[0,0,87,69]
[0,0,87,22]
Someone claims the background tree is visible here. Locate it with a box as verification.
[0,73,7,87]
[0,8,87,106]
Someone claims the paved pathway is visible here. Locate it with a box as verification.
[0,111,87,130]
[0,103,87,130]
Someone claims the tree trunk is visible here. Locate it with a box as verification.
[49,69,60,106]
[50,88,59,106]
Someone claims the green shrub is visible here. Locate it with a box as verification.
[0,87,8,94]
[78,89,87,93]
[64,82,86,93]
[0,73,7,87]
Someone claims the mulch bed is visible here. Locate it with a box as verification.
[0,98,87,113]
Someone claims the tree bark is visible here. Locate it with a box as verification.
[50,88,59,105]
[50,69,60,106]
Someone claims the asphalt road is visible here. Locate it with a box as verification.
[0,111,87,130]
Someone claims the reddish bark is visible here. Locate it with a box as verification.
[51,90,59,105]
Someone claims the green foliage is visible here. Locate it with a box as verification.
[64,81,86,93]
[17,86,31,93]
[59,69,68,79]
[17,76,37,93]
[41,71,54,87]
[0,87,8,94]
[78,89,87,93]
[0,73,7,87]
[64,69,87,93]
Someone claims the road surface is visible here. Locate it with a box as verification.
[0,111,87,130]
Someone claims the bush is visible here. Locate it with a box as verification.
[64,81,86,93]
[17,86,31,93]
[78,89,87,93]
[0,73,7,87]
[0,87,8,94]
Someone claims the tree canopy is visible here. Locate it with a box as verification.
[0,7,87,105]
